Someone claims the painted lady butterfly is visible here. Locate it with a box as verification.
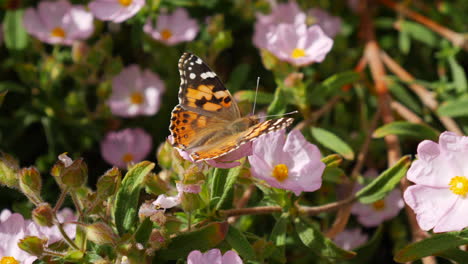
[169,53,294,161]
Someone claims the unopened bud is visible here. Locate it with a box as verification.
[182,167,205,184]
[144,172,169,196]
[0,152,19,188]
[149,230,166,250]
[61,158,88,188]
[180,192,202,213]
[97,167,121,199]
[157,140,173,170]
[86,222,118,245]
[32,203,54,227]
[72,41,89,62]
[19,167,42,200]
[18,236,46,256]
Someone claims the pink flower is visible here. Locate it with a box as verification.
[352,188,404,227]
[144,8,199,45]
[89,0,145,23]
[266,24,333,66]
[248,130,324,196]
[253,1,306,49]
[333,228,368,250]
[107,65,165,117]
[187,249,243,264]
[307,8,342,38]
[100,128,152,168]
[169,135,252,169]
[23,0,93,45]
[404,131,468,232]
[0,209,76,264]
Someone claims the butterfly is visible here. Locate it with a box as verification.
[169,52,294,161]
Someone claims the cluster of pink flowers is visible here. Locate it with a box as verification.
[0,209,75,263]
[253,2,338,66]
[187,249,242,264]
[23,1,199,46]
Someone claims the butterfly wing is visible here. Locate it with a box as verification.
[190,117,294,161]
[170,53,241,150]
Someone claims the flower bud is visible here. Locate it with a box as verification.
[148,230,166,251]
[157,140,173,170]
[180,192,202,213]
[0,152,19,188]
[32,203,54,227]
[19,167,42,200]
[182,167,205,185]
[18,236,46,256]
[61,158,88,188]
[144,172,169,196]
[86,222,118,245]
[96,167,121,199]
[72,41,89,62]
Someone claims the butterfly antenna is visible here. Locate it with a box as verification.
[258,110,299,119]
[252,77,260,115]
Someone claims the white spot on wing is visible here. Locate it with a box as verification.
[201,73,208,79]
[190,73,196,79]
[196,58,202,64]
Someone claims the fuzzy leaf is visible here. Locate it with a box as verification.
[322,71,360,94]
[311,127,354,160]
[158,222,229,260]
[437,97,468,117]
[356,156,410,204]
[448,56,467,93]
[216,166,241,210]
[373,121,439,141]
[112,161,154,234]
[3,10,29,50]
[295,217,356,260]
[226,225,256,260]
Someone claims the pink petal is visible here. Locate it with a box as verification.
[434,198,468,232]
[222,250,243,264]
[404,185,457,231]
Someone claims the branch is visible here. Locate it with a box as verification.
[379,0,468,50]
[380,51,463,135]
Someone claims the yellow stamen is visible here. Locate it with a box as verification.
[50,27,66,38]
[449,176,468,196]
[0,257,20,264]
[161,29,173,40]
[130,92,144,105]
[272,164,289,182]
[291,48,306,59]
[122,153,134,163]
[118,0,132,6]
[372,200,386,211]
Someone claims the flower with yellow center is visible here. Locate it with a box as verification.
[272,164,289,182]
[160,29,173,41]
[0,257,19,264]
[118,0,132,6]
[50,27,66,38]
[449,176,468,196]
[372,200,386,211]
[121,153,134,164]
[291,48,306,59]
[130,91,144,105]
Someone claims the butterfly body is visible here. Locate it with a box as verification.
[170,53,293,161]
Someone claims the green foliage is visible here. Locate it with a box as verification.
[373,121,439,141]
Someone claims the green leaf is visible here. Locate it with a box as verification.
[112,161,155,235]
[134,217,153,245]
[398,30,411,54]
[356,156,411,204]
[270,213,289,247]
[294,217,356,260]
[373,121,439,141]
[234,90,274,104]
[267,85,286,115]
[400,20,437,47]
[311,127,355,160]
[322,167,345,183]
[226,225,256,260]
[3,10,29,50]
[448,56,468,93]
[322,71,360,95]
[216,166,241,210]
[436,248,468,263]
[394,230,468,263]
[0,81,27,93]
[388,80,422,114]
[158,222,229,260]
[437,97,468,117]
[321,154,343,168]
[210,168,228,201]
